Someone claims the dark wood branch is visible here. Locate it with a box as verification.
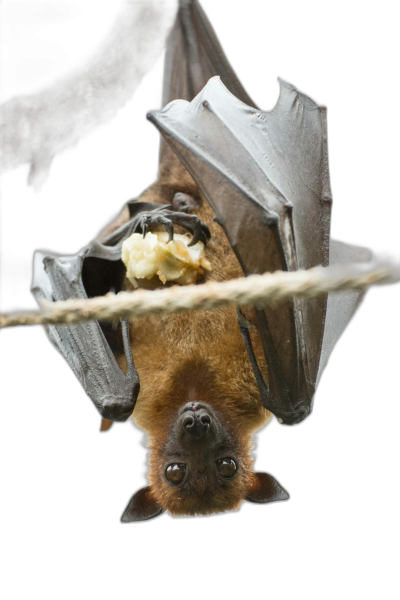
[0,0,177,191]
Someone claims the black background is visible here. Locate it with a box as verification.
[0,0,399,569]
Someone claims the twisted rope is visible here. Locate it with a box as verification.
[0,262,398,330]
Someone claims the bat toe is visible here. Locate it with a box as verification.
[133,209,210,246]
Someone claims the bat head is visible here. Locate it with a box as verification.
[121,401,289,522]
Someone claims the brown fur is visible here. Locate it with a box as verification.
[108,156,271,516]
[149,425,255,516]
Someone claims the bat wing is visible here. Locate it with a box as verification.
[154,1,373,423]
[31,203,162,420]
[316,239,372,386]
[31,0,371,425]
[159,0,256,169]
[148,76,371,424]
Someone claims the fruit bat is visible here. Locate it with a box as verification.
[31,0,372,521]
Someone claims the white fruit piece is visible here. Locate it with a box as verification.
[121,231,211,287]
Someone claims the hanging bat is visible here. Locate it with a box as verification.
[31,0,372,521]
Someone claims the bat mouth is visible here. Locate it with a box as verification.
[179,401,210,415]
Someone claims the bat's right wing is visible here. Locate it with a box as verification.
[159,0,257,170]
[316,239,373,386]
[148,76,373,425]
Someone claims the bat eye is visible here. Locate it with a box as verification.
[165,463,186,485]
[216,458,237,479]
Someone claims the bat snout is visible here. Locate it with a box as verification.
[181,409,212,439]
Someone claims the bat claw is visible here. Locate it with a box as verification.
[188,222,211,247]
[134,209,210,247]
[164,219,174,242]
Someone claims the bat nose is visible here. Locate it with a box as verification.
[182,411,211,437]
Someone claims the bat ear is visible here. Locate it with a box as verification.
[245,472,290,504]
[120,486,164,523]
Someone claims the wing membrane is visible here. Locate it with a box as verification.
[148,76,335,423]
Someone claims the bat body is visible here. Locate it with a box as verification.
[3,1,392,518]
[31,0,372,520]
[110,160,283,519]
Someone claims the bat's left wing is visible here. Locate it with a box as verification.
[31,202,162,421]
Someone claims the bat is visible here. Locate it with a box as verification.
[30,0,376,521]
[1,0,396,532]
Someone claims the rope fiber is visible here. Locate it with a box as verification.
[0,262,398,330]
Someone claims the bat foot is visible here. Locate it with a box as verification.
[171,192,202,213]
[133,208,210,246]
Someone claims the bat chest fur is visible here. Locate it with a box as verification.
[116,201,269,435]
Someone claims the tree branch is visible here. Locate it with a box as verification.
[0,0,178,189]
